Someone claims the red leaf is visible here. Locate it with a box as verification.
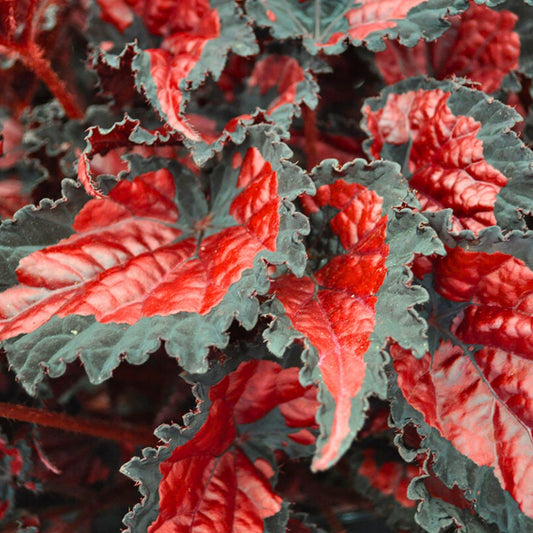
[184,52,316,150]
[0,179,31,219]
[392,246,533,516]
[77,116,181,198]
[392,246,533,520]
[434,247,533,357]
[146,43,216,141]
[141,0,221,139]
[231,362,319,430]
[272,180,389,470]
[343,0,429,42]
[0,147,281,338]
[358,449,417,508]
[96,0,214,36]
[375,2,520,94]
[96,0,135,32]
[247,55,305,115]
[251,0,438,52]
[149,360,317,532]
[364,88,508,232]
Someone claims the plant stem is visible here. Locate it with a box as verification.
[302,103,319,171]
[0,402,155,447]
[0,40,83,119]
[21,43,83,119]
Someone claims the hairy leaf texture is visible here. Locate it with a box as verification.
[264,158,442,470]
[246,0,470,54]
[375,2,520,94]
[363,77,533,231]
[121,359,318,532]
[0,126,312,394]
[390,230,533,528]
[0,0,83,118]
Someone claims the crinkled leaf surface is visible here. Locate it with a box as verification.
[375,2,520,94]
[390,230,533,527]
[121,359,318,532]
[265,158,441,470]
[363,77,533,231]
[271,181,388,470]
[246,0,470,54]
[96,0,199,35]
[486,0,533,87]
[0,126,312,394]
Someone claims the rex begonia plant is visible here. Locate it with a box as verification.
[0,0,533,531]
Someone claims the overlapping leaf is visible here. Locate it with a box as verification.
[121,359,318,532]
[374,1,520,94]
[363,77,533,232]
[270,177,388,472]
[129,1,258,146]
[95,42,319,165]
[264,158,442,471]
[389,227,533,528]
[246,0,470,54]
[402,448,493,533]
[0,125,312,394]
[360,449,417,509]
[76,114,181,198]
[94,0,259,155]
[351,446,421,532]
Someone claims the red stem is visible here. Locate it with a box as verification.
[0,38,83,119]
[0,402,156,447]
[302,104,319,171]
[21,42,83,119]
